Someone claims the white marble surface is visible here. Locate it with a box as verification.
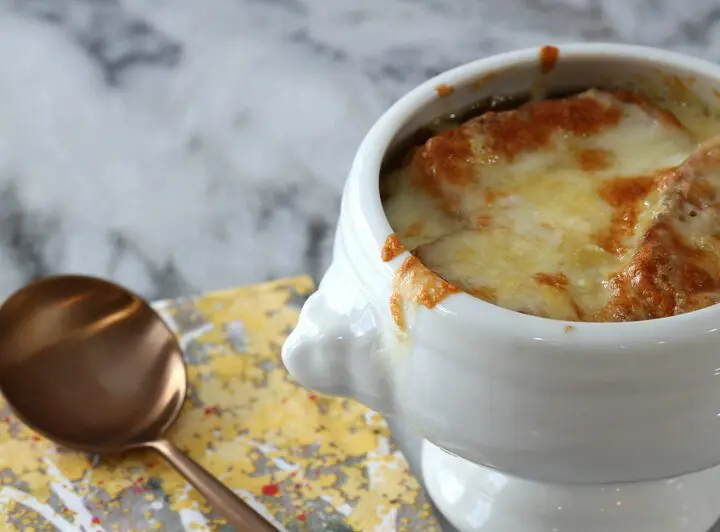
[1,0,720,299]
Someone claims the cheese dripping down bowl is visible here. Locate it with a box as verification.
[282,44,720,500]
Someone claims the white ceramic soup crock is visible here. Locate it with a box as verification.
[282,43,720,532]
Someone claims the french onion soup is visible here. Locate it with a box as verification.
[381,88,720,324]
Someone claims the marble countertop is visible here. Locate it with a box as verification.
[2,0,720,300]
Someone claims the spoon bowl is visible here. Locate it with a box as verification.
[0,275,274,531]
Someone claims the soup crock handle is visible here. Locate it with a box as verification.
[281,258,393,414]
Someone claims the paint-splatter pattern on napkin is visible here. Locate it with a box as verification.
[0,277,440,531]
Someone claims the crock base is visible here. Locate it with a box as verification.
[422,440,720,532]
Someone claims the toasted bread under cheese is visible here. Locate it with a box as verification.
[599,137,720,321]
[382,89,720,321]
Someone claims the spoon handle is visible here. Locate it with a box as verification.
[148,439,277,531]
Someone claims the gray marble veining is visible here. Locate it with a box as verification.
[1,0,720,299]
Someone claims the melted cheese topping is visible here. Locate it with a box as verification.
[382,89,720,322]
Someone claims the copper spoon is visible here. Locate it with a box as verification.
[0,275,275,531]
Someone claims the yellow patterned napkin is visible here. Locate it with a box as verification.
[0,277,441,531]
